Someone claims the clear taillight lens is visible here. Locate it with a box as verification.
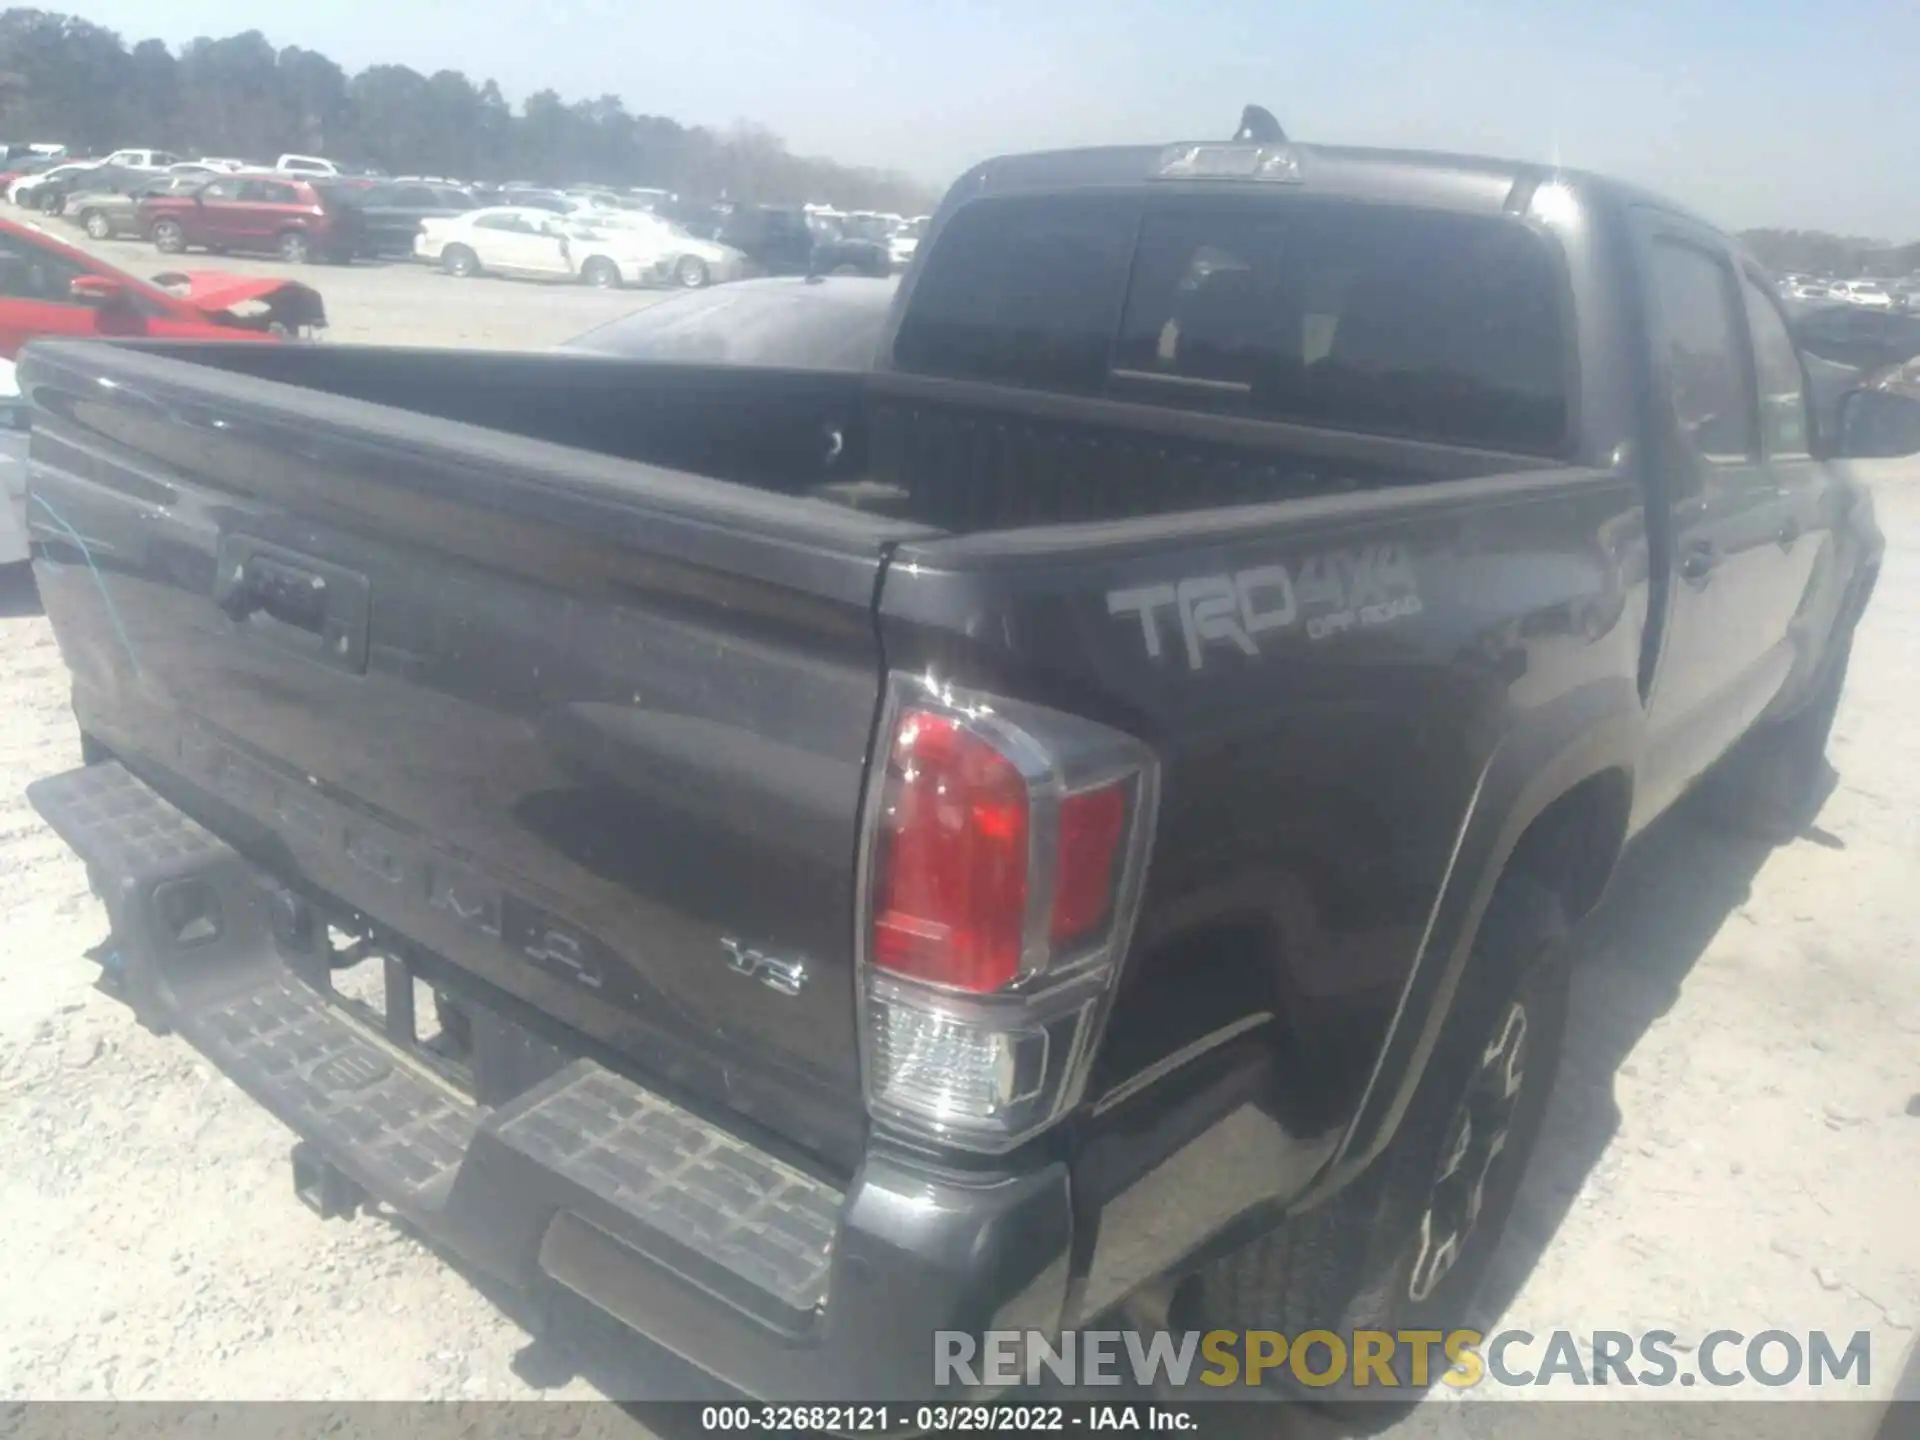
[857,674,1159,1152]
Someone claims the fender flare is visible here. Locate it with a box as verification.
[1300,675,1643,1203]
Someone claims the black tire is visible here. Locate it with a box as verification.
[1177,878,1571,1414]
[581,256,622,290]
[150,218,185,254]
[673,255,710,289]
[277,230,313,265]
[1693,622,1855,842]
[82,209,112,241]
[442,244,479,278]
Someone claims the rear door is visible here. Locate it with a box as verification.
[193,177,251,247]
[242,178,305,249]
[1635,217,1800,795]
[468,212,551,273]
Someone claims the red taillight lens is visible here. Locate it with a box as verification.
[871,710,1030,993]
[1050,781,1130,950]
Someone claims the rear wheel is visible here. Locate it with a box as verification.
[82,210,112,241]
[150,218,185,254]
[277,230,313,265]
[581,256,622,290]
[441,244,479,278]
[673,255,710,289]
[1177,878,1570,1412]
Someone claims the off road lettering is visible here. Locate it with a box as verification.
[1108,543,1421,670]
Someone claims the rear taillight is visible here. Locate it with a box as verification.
[857,674,1159,1152]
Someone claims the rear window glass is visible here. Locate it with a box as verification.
[891,194,1139,393]
[896,194,1570,453]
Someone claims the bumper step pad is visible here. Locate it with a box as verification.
[198,975,479,1213]
[494,1062,841,1315]
[27,760,842,1322]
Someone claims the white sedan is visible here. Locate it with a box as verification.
[415,206,745,290]
[1837,281,1895,310]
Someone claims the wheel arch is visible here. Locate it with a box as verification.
[1305,678,1642,1202]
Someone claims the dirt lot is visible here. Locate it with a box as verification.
[78,228,671,348]
[1,237,1917,1428]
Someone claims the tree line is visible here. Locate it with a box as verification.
[1738,229,1920,280]
[0,9,941,213]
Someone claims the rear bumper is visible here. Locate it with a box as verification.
[26,759,1072,1401]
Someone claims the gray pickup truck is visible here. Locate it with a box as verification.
[18,117,1919,1404]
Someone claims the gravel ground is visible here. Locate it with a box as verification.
[75,229,671,348]
[1,239,1917,1428]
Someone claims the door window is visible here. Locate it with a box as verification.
[240,180,301,205]
[1646,241,1757,464]
[1740,277,1812,459]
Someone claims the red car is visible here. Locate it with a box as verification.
[138,173,362,265]
[0,216,326,359]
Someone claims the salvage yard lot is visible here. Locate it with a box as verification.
[1,238,1917,1431]
[74,229,678,348]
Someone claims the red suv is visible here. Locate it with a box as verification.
[138,174,361,265]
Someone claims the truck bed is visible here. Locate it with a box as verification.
[19,337,1618,1182]
[83,340,1559,530]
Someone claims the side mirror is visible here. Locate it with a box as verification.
[1838,386,1920,460]
[68,274,126,307]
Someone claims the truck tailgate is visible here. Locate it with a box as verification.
[21,340,921,1173]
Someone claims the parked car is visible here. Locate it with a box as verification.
[64,174,201,240]
[415,206,573,279]
[808,212,895,276]
[139,173,362,264]
[709,204,889,277]
[556,214,746,289]
[10,162,99,211]
[100,148,182,171]
[0,156,58,194]
[192,157,248,173]
[16,117,1910,1406]
[27,163,148,219]
[887,216,926,269]
[0,215,322,363]
[351,181,479,258]
[1837,279,1895,309]
[562,274,898,366]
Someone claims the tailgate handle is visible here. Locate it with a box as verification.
[222,555,329,633]
[214,536,371,674]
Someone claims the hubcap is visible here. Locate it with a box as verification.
[1407,1000,1528,1303]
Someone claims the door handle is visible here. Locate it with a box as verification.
[1680,542,1720,585]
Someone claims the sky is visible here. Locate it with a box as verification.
[70,0,1920,238]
